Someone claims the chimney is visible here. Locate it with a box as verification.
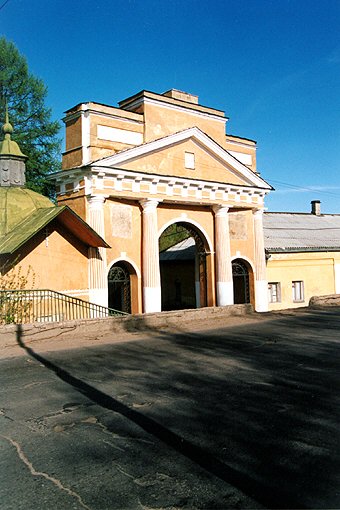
[311,200,321,216]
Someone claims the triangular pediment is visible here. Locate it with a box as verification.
[94,127,271,189]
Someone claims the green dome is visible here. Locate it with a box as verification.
[0,187,54,236]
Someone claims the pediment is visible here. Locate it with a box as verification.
[94,127,271,189]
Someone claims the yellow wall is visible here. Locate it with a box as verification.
[267,252,337,310]
[89,112,144,161]
[2,222,89,300]
[115,139,247,185]
[143,102,227,145]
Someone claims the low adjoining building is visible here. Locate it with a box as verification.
[0,110,109,305]
[265,200,340,310]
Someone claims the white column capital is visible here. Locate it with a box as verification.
[252,208,264,219]
[212,204,229,217]
[87,194,107,210]
[139,198,161,213]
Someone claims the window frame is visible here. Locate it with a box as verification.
[268,282,281,303]
[292,280,304,303]
[184,151,195,170]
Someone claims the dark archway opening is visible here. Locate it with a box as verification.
[232,259,250,304]
[159,223,207,311]
[108,262,131,313]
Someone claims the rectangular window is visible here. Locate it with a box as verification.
[292,281,304,302]
[185,152,195,169]
[268,282,281,303]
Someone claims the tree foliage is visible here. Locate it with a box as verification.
[0,37,61,196]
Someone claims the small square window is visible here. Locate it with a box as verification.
[268,282,281,303]
[292,281,304,302]
[185,152,195,169]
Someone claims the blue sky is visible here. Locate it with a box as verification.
[2,0,340,213]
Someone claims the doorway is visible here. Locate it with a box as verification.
[232,259,250,304]
[108,262,131,313]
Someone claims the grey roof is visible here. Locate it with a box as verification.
[159,237,196,261]
[264,212,340,252]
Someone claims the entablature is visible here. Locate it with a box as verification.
[53,166,270,208]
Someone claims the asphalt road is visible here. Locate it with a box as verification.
[0,308,340,509]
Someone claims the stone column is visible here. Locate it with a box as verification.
[213,205,234,306]
[140,199,162,313]
[87,195,108,308]
[253,208,268,312]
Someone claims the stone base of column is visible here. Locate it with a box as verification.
[89,288,108,309]
[216,281,234,306]
[255,280,269,312]
[143,286,162,313]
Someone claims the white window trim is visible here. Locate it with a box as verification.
[268,282,281,303]
[185,151,195,170]
[292,280,305,302]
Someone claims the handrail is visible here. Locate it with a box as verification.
[0,289,128,325]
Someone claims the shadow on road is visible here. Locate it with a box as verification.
[15,307,340,509]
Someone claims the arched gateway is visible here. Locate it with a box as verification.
[159,222,210,311]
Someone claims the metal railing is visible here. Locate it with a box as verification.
[0,289,128,325]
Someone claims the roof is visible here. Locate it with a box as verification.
[0,187,110,254]
[0,187,54,236]
[159,237,196,261]
[118,89,226,117]
[264,212,340,252]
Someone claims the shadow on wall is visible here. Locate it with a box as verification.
[15,308,340,509]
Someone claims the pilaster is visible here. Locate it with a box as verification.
[87,195,108,307]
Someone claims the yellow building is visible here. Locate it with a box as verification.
[264,201,340,310]
[53,88,273,313]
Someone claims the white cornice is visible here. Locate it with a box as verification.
[63,108,143,126]
[225,137,257,150]
[94,127,271,189]
[123,96,227,124]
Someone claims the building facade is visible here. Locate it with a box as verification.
[54,89,272,313]
[265,201,340,310]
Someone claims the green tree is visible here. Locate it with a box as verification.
[0,37,61,196]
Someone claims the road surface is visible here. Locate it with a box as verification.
[0,308,339,509]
